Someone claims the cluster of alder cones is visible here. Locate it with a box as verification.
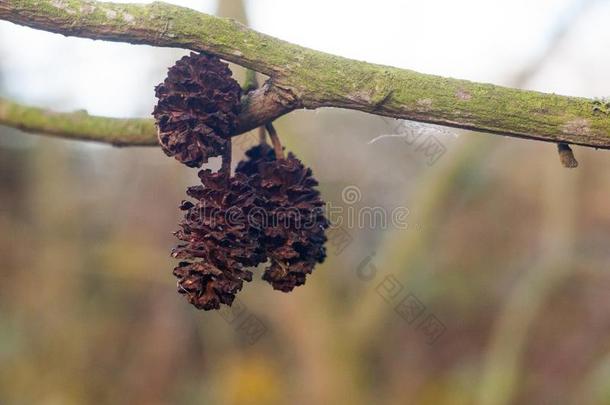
[153,52,328,311]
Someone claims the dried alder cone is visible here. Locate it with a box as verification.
[236,145,328,292]
[173,147,329,310]
[172,170,266,310]
[152,52,242,167]
[154,53,328,310]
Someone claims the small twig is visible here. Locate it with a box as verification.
[241,64,267,146]
[557,143,578,168]
[265,122,284,160]
[241,62,268,147]
[221,138,233,177]
[242,69,259,94]
[258,126,267,144]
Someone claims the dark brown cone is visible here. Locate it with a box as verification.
[153,52,242,168]
[172,170,266,310]
[235,143,275,176]
[237,147,328,292]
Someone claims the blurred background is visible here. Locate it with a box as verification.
[1,0,610,404]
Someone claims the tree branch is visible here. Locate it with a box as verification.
[1,0,609,149]
[0,97,156,146]
[0,82,291,145]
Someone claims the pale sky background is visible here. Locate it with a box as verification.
[0,0,609,119]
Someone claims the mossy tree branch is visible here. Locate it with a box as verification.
[1,0,609,149]
[0,82,290,145]
[0,98,156,146]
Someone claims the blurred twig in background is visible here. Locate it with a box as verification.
[477,1,596,403]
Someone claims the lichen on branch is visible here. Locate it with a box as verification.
[0,0,609,149]
[0,98,156,146]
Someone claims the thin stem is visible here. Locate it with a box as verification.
[265,123,284,160]
[221,138,232,178]
[557,142,578,168]
[242,69,259,93]
[258,126,267,144]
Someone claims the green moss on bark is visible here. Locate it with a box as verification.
[1,0,609,148]
[0,99,157,146]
